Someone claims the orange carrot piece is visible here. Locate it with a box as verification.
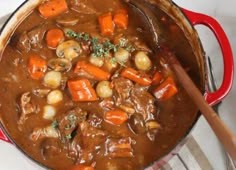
[98,12,114,35]
[74,61,111,81]
[153,77,178,100]
[46,28,64,48]
[68,79,97,102]
[104,109,128,125]
[114,8,128,29]
[38,0,68,18]
[152,72,163,85]
[68,165,94,170]
[28,54,47,80]
[121,67,152,86]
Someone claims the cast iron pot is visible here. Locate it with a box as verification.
[0,0,234,169]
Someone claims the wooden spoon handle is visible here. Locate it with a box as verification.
[171,59,236,160]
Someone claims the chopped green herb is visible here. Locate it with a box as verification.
[66,114,78,129]
[91,37,99,44]
[66,30,77,38]
[66,133,72,140]
[65,29,135,65]
[51,120,58,129]
[76,33,82,39]
[83,33,90,41]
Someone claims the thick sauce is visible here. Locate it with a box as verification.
[0,0,200,169]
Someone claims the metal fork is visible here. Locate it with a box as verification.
[206,56,236,170]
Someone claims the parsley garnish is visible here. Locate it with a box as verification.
[66,133,72,140]
[65,30,134,59]
[83,33,90,41]
[65,114,78,130]
[51,120,58,129]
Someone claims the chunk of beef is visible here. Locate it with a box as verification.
[57,107,106,162]
[113,78,133,102]
[67,126,83,159]
[130,86,156,120]
[32,88,50,98]
[77,122,107,163]
[40,138,62,160]
[17,92,38,129]
[80,121,107,150]
[76,149,95,164]
[99,98,114,111]
[70,0,97,14]
[105,137,134,158]
[19,92,36,115]
[112,78,157,117]
[16,24,46,53]
[67,121,107,163]
[58,107,88,143]
[112,78,135,114]
[87,113,103,128]
[30,126,59,141]
[16,31,31,53]
[27,24,46,49]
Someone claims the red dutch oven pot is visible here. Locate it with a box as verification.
[0,0,234,169]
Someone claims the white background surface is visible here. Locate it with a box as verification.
[1,0,236,169]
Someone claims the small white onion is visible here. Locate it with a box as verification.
[43,71,62,89]
[43,105,56,120]
[47,90,63,105]
[134,51,152,71]
[96,81,113,98]
[89,56,104,67]
[114,48,130,63]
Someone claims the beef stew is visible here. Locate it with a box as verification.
[0,0,202,169]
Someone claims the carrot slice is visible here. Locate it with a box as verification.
[74,61,110,81]
[113,8,128,29]
[68,165,94,170]
[104,109,128,125]
[68,79,97,102]
[46,28,64,48]
[121,67,152,86]
[28,54,47,80]
[152,72,163,85]
[153,77,178,100]
[98,12,114,35]
[38,0,68,18]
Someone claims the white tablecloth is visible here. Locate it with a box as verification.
[1,0,236,170]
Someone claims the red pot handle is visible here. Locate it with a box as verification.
[181,8,234,106]
[0,128,11,143]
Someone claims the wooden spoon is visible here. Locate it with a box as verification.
[125,0,236,160]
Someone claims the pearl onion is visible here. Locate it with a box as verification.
[47,90,63,105]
